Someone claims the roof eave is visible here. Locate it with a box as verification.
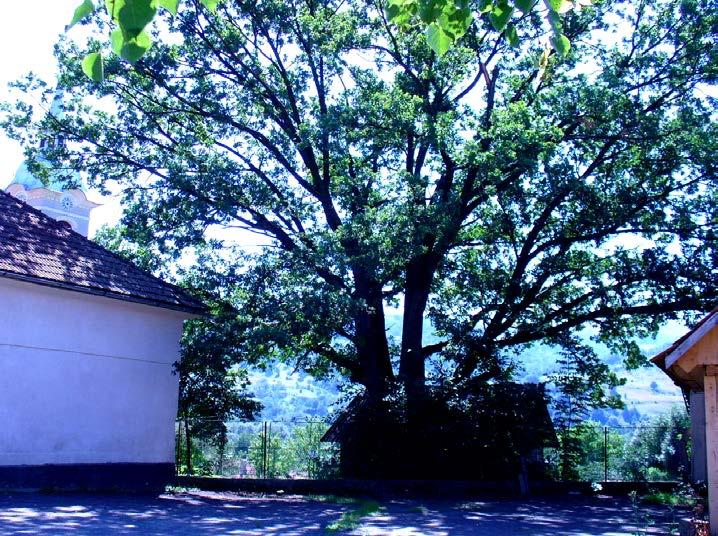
[0,270,207,317]
[663,313,718,369]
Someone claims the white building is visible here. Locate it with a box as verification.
[5,168,99,237]
[0,189,205,489]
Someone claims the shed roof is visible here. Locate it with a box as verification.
[0,191,206,314]
[322,382,558,448]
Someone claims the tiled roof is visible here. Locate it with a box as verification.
[0,191,206,314]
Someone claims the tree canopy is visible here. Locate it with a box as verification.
[66,0,580,80]
[4,0,717,408]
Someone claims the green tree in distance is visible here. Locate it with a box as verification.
[550,342,624,479]
[4,0,717,428]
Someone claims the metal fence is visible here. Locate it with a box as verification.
[546,422,691,483]
[176,418,339,479]
[176,418,691,483]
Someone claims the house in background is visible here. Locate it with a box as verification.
[0,190,205,489]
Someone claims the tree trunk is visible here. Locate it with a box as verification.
[353,269,393,400]
[398,256,439,475]
[399,256,438,399]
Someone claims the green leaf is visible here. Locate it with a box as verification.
[117,0,158,38]
[110,27,125,55]
[546,9,562,31]
[387,0,416,26]
[386,2,403,23]
[105,0,120,20]
[445,6,473,36]
[112,28,153,63]
[478,0,493,13]
[515,0,533,14]
[546,0,570,13]
[418,0,442,24]
[488,1,513,32]
[551,33,571,56]
[200,0,220,12]
[426,22,452,55]
[82,52,104,82]
[159,0,179,15]
[68,0,96,29]
[505,24,518,46]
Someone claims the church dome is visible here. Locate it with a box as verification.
[10,161,47,191]
[9,160,73,192]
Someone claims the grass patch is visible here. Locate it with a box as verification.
[164,485,200,494]
[640,491,696,507]
[325,499,383,533]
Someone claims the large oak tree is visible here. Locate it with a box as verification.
[4,0,717,409]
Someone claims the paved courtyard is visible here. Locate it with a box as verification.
[0,490,680,535]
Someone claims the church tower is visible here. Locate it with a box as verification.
[4,92,99,237]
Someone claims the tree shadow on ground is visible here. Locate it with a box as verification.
[0,491,344,535]
[0,491,679,535]
[360,496,679,535]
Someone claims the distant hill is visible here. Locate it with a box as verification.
[513,322,687,426]
[248,317,689,426]
[248,365,341,422]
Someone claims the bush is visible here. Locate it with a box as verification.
[620,408,690,482]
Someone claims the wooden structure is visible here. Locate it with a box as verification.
[653,308,718,535]
[321,382,558,486]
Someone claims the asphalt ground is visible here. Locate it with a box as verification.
[0,490,681,535]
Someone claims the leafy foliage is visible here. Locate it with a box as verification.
[247,421,335,478]
[66,0,220,79]
[387,0,589,55]
[546,409,691,482]
[621,408,691,482]
[4,0,717,412]
[550,339,625,478]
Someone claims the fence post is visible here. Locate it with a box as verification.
[603,426,608,482]
[268,422,273,478]
[262,421,268,479]
[175,422,181,476]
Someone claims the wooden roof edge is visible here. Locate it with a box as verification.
[650,308,718,371]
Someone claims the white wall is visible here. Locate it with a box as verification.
[0,277,190,466]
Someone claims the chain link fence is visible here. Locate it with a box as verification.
[176,417,690,482]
